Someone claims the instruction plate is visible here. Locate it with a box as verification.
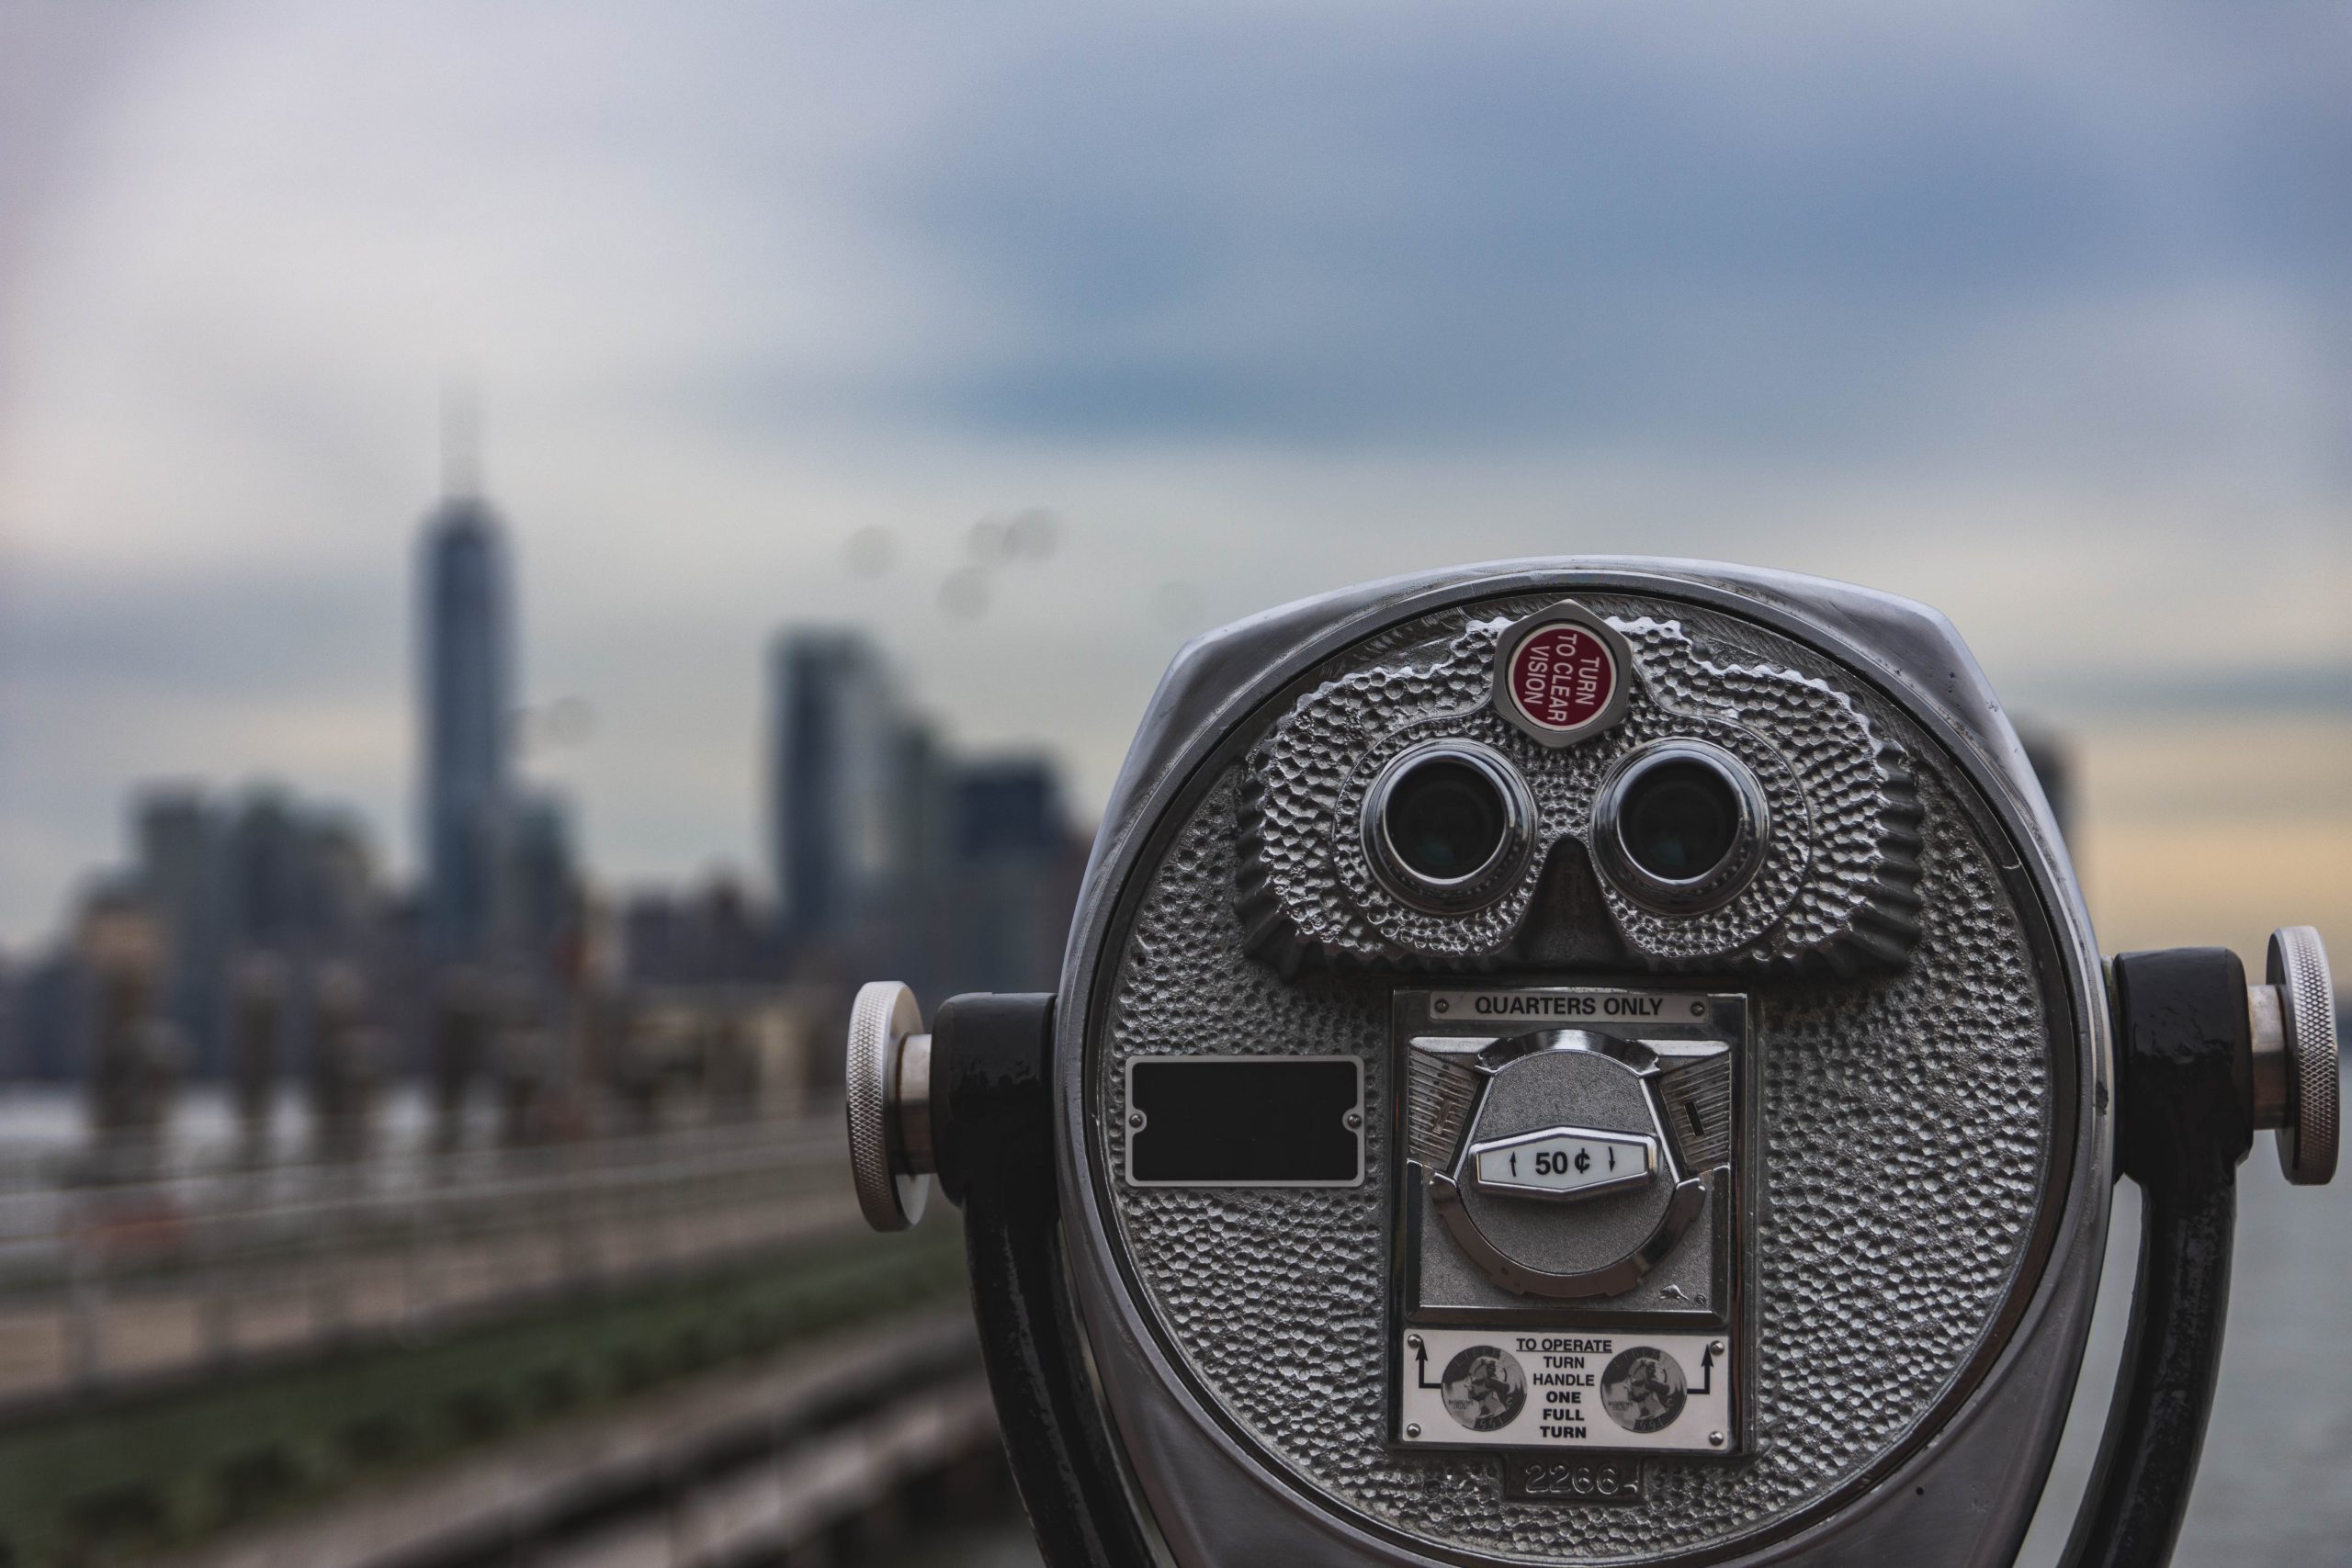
[1396,1326,1736,1454]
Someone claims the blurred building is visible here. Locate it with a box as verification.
[127,786,386,1077]
[769,631,929,942]
[764,627,1085,1006]
[0,785,394,1090]
[3,946,77,1081]
[622,879,774,987]
[74,887,181,1162]
[510,788,586,970]
[221,789,379,953]
[616,983,831,1126]
[135,789,229,1074]
[937,757,1083,996]
[420,492,514,964]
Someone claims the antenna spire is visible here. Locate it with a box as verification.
[440,376,482,498]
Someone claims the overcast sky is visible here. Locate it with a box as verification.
[1,0,2346,952]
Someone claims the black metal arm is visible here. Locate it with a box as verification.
[931,992,1155,1568]
[2060,948,2253,1568]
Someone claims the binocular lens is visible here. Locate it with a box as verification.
[1386,757,1509,881]
[1619,760,1741,881]
[1592,741,1769,914]
[1363,742,1535,910]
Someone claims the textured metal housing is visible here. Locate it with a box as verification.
[1236,609,1925,976]
[1053,560,2109,1568]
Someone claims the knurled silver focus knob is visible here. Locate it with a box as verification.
[845,980,933,1231]
[2264,927,2338,1186]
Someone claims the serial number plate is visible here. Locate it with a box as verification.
[1505,1454,1645,1504]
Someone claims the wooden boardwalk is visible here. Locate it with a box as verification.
[0,1118,858,1411]
[150,1309,998,1568]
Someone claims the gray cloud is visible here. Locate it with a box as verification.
[855,6,2352,459]
[6,569,397,695]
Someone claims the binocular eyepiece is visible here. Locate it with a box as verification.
[1363,742,1535,912]
[842,558,2337,1568]
[1361,737,1770,922]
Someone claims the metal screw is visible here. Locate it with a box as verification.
[1127,1111,1146,1130]
[1407,1334,1424,1351]
[1708,1430,1726,1448]
[1405,1423,1422,1438]
[1709,1340,1725,1357]
[1345,1111,1363,1130]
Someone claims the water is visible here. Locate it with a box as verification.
[2010,1147,2352,1564]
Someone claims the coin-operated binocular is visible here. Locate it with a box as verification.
[842,560,2337,1568]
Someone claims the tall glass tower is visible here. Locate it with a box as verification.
[769,630,914,939]
[419,493,513,963]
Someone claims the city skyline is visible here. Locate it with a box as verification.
[0,455,1089,1088]
[0,478,1082,963]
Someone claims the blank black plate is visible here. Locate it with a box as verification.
[1125,1055,1363,1187]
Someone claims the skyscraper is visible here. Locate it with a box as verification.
[941,756,1080,994]
[768,631,916,939]
[509,788,582,964]
[135,788,226,1074]
[420,493,514,962]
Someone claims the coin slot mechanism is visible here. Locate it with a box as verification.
[1390,987,1753,1459]
[1124,1055,1364,1188]
[1471,1126,1657,1202]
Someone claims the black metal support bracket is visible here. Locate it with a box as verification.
[930,992,1155,1568]
[2060,948,2253,1568]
